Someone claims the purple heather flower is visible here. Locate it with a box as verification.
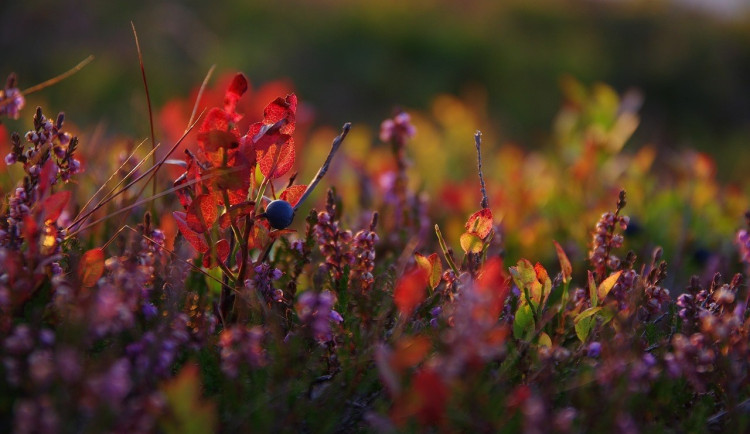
[296,290,343,343]
[587,342,602,358]
[379,111,416,144]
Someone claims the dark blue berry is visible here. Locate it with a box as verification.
[265,199,294,230]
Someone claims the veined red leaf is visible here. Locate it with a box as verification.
[199,107,240,137]
[79,248,105,288]
[218,202,255,230]
[173,211,209,253]
[465,208,493,239]
[202,238,230,269]
[459,232,483,254]
[258,139,295,179]
[262,94,297,135]
[279,184,307,207]
[40,190,71,223]
[553,240,573,284]
[186,194,218,233]
[414,253,442,290]
[394,267,428,316]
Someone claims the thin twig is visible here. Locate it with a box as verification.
[0,55,95,111]
[73,138,149,224]
[66,110,205,232]
[293,123,351,212]
[187,65,216,131]
[66,164,245,238]
[131,22,158,209]
[474,130,489,210]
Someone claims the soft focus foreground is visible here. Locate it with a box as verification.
[2,63,750,433]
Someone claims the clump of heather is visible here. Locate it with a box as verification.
[0,73,25,120]
[314,189,354,283]
[589,190,629,281]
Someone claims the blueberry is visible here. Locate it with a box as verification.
[265,199,294,230]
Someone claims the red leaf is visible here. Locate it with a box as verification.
[248,219,271,250]
[262,94,297,135]
[173,211,209,253]
[40,190,71,223]
[279,185,307,207]
[218,202,255,230]
[186,194,218,233]
[257,138,295,179]
[412,369,448,425]
[224,73,248,113]
[202,238,230,269]
[394,267,428,316]
[37,159,58,197]
[79,248,105,288]
[465,208,493,239]
[476,257,510,319]
[197,130,239,153]
[199,107,240,137]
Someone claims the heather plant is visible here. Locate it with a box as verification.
[3,48,750,434]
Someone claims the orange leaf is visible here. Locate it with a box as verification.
[465,208,493,239]
[414,253,442,290]
[394,267,428,316]
[173,211,209,253]
[186,194,218,233]
[391,335,432,373]
[553,240,573,284]
[279,184,307,207]
[202,238,230,269]
[79,248,105,287]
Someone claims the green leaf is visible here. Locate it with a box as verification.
[513,304,535,340]
[414,253,443,290]
[510,259,543,305]
[588,271,598,308]
[538,332,552,348]
[574,306,602,323]
[160,364,217,434]
[574,306,602,342]
[459,232,483,254]
[575,316,597,343]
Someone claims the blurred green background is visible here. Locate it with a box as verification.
[2,0,750,180]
